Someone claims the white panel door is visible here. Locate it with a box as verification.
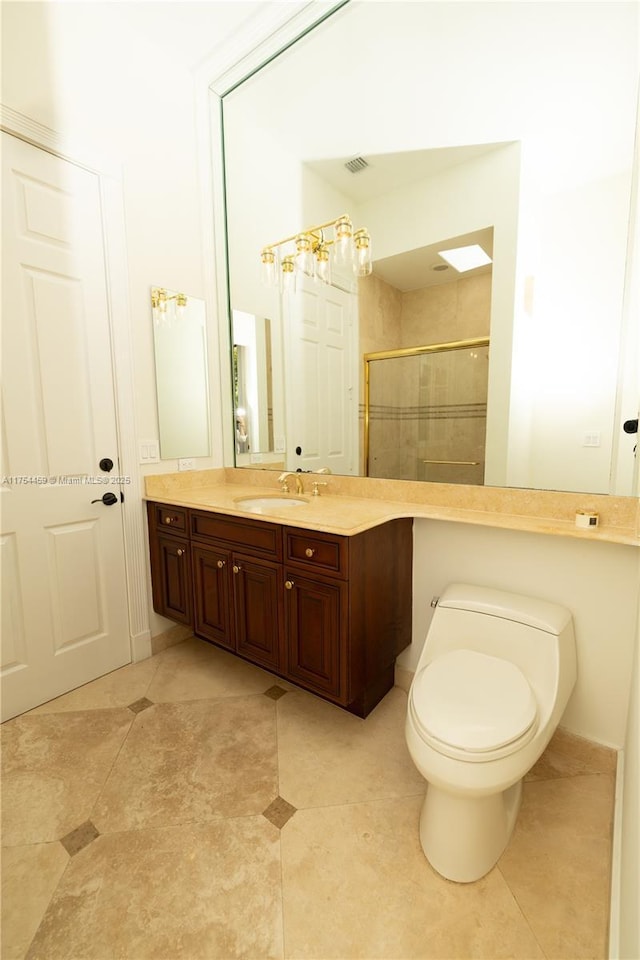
[284,279,357,475]
[1,132,131,720]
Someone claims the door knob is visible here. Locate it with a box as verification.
[91,492,118,506]
[99,458,114,472]
[623,418,638,434]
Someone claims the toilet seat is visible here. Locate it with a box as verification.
[410,649,538,762]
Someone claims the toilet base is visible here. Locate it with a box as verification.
[419,779,523,883]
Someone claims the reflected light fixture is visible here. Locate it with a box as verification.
[260,214,372,289]
[437,244,492,272]
[151,287,188,325]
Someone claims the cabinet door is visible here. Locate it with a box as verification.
[283,570,345,700]
[192,545,233,650]
[155,533,192,625]
[232,556,280,671]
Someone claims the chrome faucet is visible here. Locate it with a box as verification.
[278,471,304,494]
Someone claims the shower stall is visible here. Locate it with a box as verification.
[364,337,490,484]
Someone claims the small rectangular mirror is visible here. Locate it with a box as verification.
[151,287,211,459]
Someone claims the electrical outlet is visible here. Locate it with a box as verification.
[178,458,195,471]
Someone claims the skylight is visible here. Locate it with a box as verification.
[437,244,492,272]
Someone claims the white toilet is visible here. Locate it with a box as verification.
[405,583,576,883]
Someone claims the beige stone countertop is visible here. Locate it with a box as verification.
[144,469,639,546]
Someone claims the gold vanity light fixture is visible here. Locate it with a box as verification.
[260,214,372,290]
[151,287,188,325]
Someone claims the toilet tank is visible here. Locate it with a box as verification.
[419,584,576,714]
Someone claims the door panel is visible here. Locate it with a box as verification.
[233,557,280,671]
[193,545,233,649]
[1,132,131,719]
[285,279,357,474]
[284,571,344,699]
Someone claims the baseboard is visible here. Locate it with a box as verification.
[150,623,193,656]
[131,629,152,662]
[609,747,625,960]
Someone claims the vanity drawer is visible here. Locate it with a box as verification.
[190,510,282,561]
[151,503,188,535]
[284,528,348,579]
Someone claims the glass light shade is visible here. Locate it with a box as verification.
[353,229,372,277]
[281,256,296,293]
[316,246,331,284]
[332,216,353,267]
[260,248,278,286]
[295,234,314,277]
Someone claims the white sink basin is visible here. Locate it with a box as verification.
[234,495,308,511]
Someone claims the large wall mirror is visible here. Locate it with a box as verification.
[221,1,639,495]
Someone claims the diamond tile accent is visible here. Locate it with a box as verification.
[128,697,153,714]
[263,796,297,829]
[59,820,99,857]
[263,685,288,701]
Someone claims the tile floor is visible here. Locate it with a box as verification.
[1,637,616,960]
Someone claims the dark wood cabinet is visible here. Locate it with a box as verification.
[147,500,412,717]
[233,554,281,671]
[192,544,232,649]
[284,569,345,700]
[147,504,193,625]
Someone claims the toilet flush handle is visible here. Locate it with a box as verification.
[430,596,440,608]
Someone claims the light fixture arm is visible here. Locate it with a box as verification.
[261,215,349,254]
[260,214,371,287]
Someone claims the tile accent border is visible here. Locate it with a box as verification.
[263,796,297,829]
[60,820,100,857]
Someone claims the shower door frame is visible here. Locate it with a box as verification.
[363,336,490,478]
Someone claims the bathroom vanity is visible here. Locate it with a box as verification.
[146,499,413,716]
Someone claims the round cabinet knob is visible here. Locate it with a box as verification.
[176,549,185,557]
[217,559,225,569]
[232,564,241,574]
[285,580,294,590]
[164,516,176,524]
[304,547,315,558]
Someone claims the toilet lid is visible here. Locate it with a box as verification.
[411,649,538,753]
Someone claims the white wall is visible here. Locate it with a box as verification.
[402,520,639,749]
[1,1,219,483]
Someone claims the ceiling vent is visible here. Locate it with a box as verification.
[344,156,369,174]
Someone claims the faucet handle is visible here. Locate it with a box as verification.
[280,479,290,493]
[312,481,328,496]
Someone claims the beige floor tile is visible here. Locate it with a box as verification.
[546,728,618,775]
[146,636,288,702]
[281,797,545,959]
[498,774,615,959]
[92,697,278,833]
[277,687,426,809]
[26,658,161,715]
[526,745,599,782]
[25,818,283,960]
[1,710,133,845]
[1,842,69,960]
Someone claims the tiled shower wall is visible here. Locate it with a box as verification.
[359,272,492,481]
